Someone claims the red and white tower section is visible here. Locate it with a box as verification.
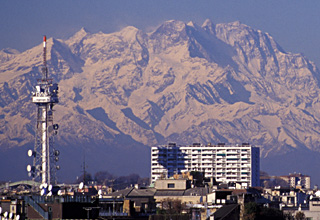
[27,36,60,189]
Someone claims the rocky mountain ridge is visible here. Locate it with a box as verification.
[1,19,320,182]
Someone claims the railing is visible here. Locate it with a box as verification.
[24,196,49,219]
[99,211,128,217]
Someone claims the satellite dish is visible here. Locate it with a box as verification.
[54,150,60,156]
[48,184,53,191]
[53,124,59,130]
[98,189,102,198]
[43,183,48,189]
[9,212,13,219]
[57,190,62,196]
[40,189,46,196]
[47,191,52,196]
[0,206,2,214]
[79,182,84,190]
[40,184,44,189]
[16,215,20,220]
[55,157,59,162]
[56,165,60,170]
[26,165,34,172]
[27,150,34,157]
[4,211,8,218]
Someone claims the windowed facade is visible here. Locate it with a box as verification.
[151,143,260,187]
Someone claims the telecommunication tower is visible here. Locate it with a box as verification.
[27,36,60,188]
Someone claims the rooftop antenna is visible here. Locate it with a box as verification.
[27,36,60,191]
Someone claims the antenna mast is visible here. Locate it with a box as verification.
[42,35,48,80]
[83,154,86,184]
[81,152,88,185]
[27,36,60,190]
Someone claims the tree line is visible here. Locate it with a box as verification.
[76,170,149,190]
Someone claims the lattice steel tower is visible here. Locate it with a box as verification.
[27,36,60,186]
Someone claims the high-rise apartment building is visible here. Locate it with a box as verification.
[151,143,260,187]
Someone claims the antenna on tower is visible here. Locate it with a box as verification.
[42,35,48,80]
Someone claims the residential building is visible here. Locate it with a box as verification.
[280,173,311,189]
[101,187,157,217]
[26,195,99,219]
[155,179,190,190]
[151,143,260,187]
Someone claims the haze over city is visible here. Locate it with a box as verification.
[2,2,320,219]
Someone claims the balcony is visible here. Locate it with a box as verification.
[201,164,213,169]
[151,165,164,169]
[202,150,212,154]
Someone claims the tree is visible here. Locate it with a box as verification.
[243,202,285,220]
[262,177,289,188]
[93,170,149,190]
[243,202,259,220]
[94,171,115,185]
[76,173,93,184]
[138,177,150,186]
[160,198,186,214]
[260,171,269,177]
[283,211,294,220]
[295,211,305,220]
[190,171,205,187]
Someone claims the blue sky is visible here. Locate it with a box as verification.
[1,0,320,66]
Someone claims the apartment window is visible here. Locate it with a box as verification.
[168,183,175,189]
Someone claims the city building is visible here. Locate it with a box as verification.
[151,143,260,187]
[261,173,311,189]
[279,173,311,189]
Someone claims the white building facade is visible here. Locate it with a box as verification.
[151,143,260,187]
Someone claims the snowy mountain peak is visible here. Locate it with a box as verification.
[0,48,20,64]
[116,26,140,42]
[201,19,215,34]
[187,21,196,28]
[66,27,90,46]
[202,19,214,27]
[152,20,187,36]
[2,19,320,181]
[1,48,20,55]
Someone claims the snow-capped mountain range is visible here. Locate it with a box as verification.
[1,19,320,182]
